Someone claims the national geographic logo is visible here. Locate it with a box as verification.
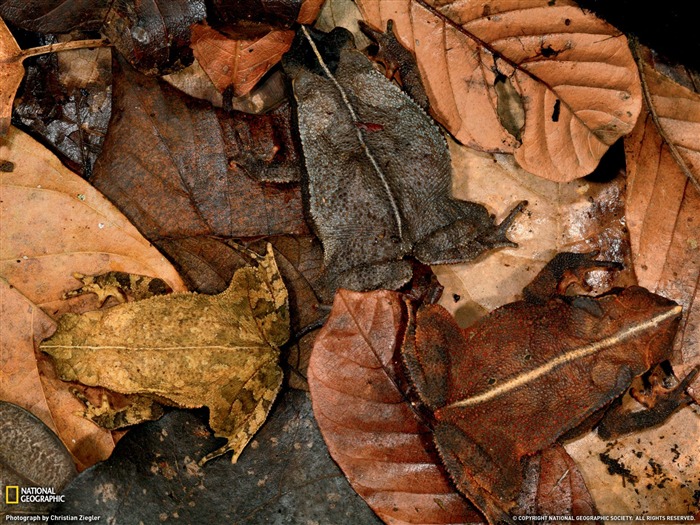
[5,486,18,504]
[3,486,65,504]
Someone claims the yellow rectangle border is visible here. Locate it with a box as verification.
[5,485,19,504]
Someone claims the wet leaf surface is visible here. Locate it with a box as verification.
[52,390,381,524]
[14,37,112,178]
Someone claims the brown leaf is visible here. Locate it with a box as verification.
[308,289,481,524]
[0,126,186,468]
[1,17,108,137]
[191,22,295,97]
[0,1,109,33]
[41,245,289,465]
[356,0,641,181]
[0,279,117,471]
[92,59,306,250]
[163,59,288,113]
[14,34,112,177]
[624,58,700,392]
[516,444,598,517]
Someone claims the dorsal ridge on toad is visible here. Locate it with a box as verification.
[299,25,404,239]
[447,303,682,409]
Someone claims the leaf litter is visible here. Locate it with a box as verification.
[1,1,700,522]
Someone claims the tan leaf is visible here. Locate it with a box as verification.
[41,245,289,465]
[315,0,372,49]
[191,22,295,97]
[0,126,186,468]
[624,59,700,391]
[0,127,186,311]
[0,17,23,134]
[356,0,641,181]
[432,138,634,326]
[636,60,700,190]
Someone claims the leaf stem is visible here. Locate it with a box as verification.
[18,38,110,60]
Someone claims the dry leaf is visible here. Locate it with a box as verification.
[0,279,117,471]
[309,289,481,524]
[624,57,700,392]
[356,0,641,181]
[41,245,289,464]
[191,22,295,97]
[0,17,24,134]
[0,126,186,469]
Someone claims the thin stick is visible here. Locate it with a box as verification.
[18,38,109,60]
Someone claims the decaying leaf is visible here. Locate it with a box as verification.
[0,401,76,518]
[0,16,107,136]
[356,0,642,181]
[308,289,481,524]
[41,245,289,464]
[101,0,206,76]
[1,127,186,469]
[624,54,700,392]
[91,58,307,258]
[515,444,598,517]
[0,1,109,33]
[284,27,523,293]
[14,35,112,178]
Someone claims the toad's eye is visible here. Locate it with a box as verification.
[487,378,496,385]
